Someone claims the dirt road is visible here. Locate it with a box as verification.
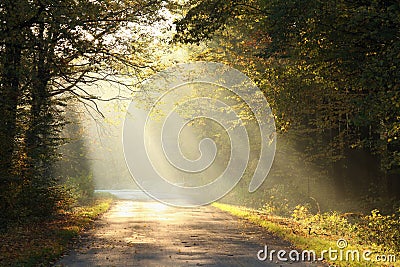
[55,200,325,266]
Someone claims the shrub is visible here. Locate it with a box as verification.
[65,173,95,204]
[292,205,357,238]
[357,209,400,251]
[17,182,76,220]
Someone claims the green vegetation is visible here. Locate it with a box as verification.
[1,0,399,265]
[175,0,400,213]
[0,194,113,267]
[0,0,175,229]
[213,202,399,267]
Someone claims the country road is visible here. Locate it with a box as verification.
[55,199,326,267]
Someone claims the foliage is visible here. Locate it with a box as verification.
[260,187,291,216]
[358,209,400,252]
[0,0,172,228]
[291,205,400,253]
[65,173,95,205]
[292,205,358,239]
[175,0,400,205]
[0,196,112,266]
[215,202,400,267]
[55,106,91,180]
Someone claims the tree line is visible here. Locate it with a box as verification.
[1,0,399,229]
[0,0,171,228]
[175,0,400,208]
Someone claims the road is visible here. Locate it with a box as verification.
[55,194,325,266]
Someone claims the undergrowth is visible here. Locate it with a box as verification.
[213,202,399,267]
[0,194,113,266]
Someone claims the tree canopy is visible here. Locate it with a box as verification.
[0,0,173,227]
[174,0,400,201]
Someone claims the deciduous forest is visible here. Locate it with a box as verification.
[0,0,399,265]
[175,0,400,209]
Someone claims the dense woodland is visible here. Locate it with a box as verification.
[1,0,399,231]
[0,0,172,228]
[174,0,400,212]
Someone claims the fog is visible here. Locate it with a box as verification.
[78,80,136,190]
[75,64,336,211]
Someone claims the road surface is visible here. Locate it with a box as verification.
[55,193,325,266]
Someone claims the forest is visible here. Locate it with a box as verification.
[0,0,399,265]
[174,0,400,209]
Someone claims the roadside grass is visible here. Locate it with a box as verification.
[0,194,114,267]
[212,202,399,267]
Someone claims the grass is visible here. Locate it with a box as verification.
[0,194,114,267]
[212,202,398,267]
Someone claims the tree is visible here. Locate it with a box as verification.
[174,0,400,202]
[0,0,173,227]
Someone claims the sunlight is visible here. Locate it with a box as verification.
[146,202,169,213]
[114,201,136,218]
[114,201,170,218]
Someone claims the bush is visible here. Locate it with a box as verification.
[292,205,357,238]
[357,209,400,251]
[65,173,95,204]
[16,182,76,220]
[261,195,291,216]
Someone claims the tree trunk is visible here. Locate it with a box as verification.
[0,41,22,227]
[25,27,52,184]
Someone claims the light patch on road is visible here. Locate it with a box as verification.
[146,202,169,213]
[114,201,136,218]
